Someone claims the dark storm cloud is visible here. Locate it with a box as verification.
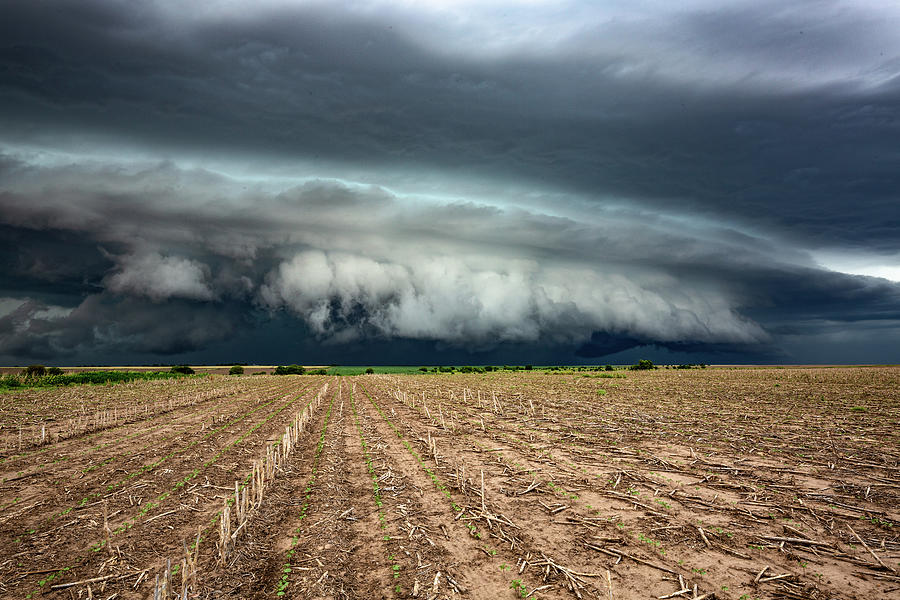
[1,156,899,363]
[0,294,242,359]
[1,0,899,363]
[2,0,899,252]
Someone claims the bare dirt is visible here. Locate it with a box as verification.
[1,367,898,600]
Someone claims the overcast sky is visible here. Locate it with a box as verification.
[2,0,899,366]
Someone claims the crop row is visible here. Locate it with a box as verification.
[0,376,264,463]
[16,380,302,544]
[2,379,290,493]
[17,379,321,599]
[276,383,338,597]
[356,381,535,596]
[368,374,899,599]
[149,383,331,599]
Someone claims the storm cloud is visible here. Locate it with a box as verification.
[1,0,899,364]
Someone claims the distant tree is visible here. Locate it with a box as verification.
[274,365,305,375]
[604,364,614,371]
[46,366,64,375]
[229,365,245,375]
[365,367,375,374]
[524,364,533,371]
[23,365,46,378]
[418,366,429,372]
[629,359,655,371]
[170,365,195,374]
[483,366,495,372]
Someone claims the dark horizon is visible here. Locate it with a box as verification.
[2,1,899,366]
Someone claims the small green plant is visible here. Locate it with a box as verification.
[638,533,664,554]
[275,567,290,596]
[510,578,527,598]
[864,516,894,528]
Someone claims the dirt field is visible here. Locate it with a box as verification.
[1,367,898,599]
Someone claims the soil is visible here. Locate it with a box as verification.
[1,367,898,599]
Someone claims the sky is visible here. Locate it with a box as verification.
[1,0,899,366]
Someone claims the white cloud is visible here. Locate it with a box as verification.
[260,249,769,348]
[105,252,216,302]
[814,251,900,283]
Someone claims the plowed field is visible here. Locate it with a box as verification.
[2,367,898,599]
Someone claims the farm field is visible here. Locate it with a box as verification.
[0,368,898,599]
[0,366,328,376]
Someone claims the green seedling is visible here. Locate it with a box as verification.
[510,579,527,598]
